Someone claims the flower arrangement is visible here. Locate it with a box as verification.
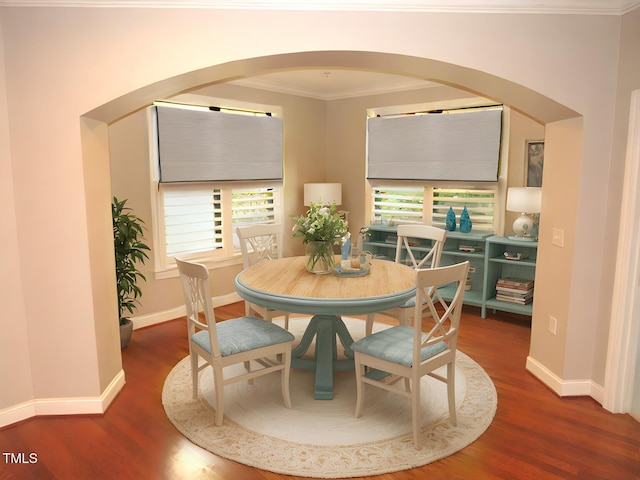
[291,202,348,244]
[292,202,348,273]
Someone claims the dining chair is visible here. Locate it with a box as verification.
[352,260,469,450]
[236,223,291,329]
[176,258,295,426]
[365,224,447,335]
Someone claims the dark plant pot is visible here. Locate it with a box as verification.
[120,318,133,349]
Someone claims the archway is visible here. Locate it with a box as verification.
[82,50,582,403]
[84,51,578,125]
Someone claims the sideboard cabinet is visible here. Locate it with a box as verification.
[362,225,537,318]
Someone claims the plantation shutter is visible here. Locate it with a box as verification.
[155,105,283,183]
[163,187,223,256]
[367,108,502,182]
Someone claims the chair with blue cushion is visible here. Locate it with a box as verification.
[176,258,295,426]
[236,223,291,329]
[352,261,469,449]
[365,224,447,335]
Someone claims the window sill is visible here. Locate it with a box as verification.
[154,253,243,280]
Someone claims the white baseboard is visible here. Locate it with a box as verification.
[0,369,125,429]
[526,355,604,404]
[132,292,243,330]
[0,294,243,428]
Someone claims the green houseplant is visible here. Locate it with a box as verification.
[112,196,150,348]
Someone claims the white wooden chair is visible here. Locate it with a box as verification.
[236,223,291,329]
[176,258,295,426]
[366,224,447,335]
[352,261,469,449]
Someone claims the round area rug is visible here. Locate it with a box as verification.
[162,317,497,478]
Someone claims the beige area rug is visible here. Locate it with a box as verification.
[162,317,497,478]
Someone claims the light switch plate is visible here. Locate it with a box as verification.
[552,228,564,247]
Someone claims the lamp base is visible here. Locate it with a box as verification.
[512,212,535,239]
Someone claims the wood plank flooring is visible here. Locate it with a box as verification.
[1,303,639,479]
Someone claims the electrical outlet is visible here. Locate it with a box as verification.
[549,316,558,335]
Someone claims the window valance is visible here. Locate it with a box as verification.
[155,105,283,183]
[367,108,502,182]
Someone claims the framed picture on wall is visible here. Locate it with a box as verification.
[525,140,544,187]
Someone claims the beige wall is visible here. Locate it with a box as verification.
[0,22,34,407]
[109,84,543,319]
[109,83,329,316]
[1,6,638,422]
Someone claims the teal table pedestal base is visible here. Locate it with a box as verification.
[291,315,355,400]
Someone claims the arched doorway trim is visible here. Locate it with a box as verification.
[83,51,578,126]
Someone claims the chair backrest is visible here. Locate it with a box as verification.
[413,261,469,367]
[236,223,284,269]
[395,224,447,269]
[175,258,222,357]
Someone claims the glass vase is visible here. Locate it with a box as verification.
[305,241,335,274]
[460,205,472,233]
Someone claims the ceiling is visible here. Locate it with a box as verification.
[229,70,439,101]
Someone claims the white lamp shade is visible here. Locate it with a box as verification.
[304,183,342,206]
[506,187,542,213]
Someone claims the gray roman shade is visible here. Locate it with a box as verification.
[155,105,283,183]
[367,108,502,182]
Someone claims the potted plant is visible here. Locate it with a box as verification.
[112,196,150,348]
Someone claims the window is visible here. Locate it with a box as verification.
[149,101,283,273]
[430,187,496,232]
[157,183,281,268]
[163,185,222,257]
[372,185,498,232]
[368,102,503,234]
[371,187,424,223]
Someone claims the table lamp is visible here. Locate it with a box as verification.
[304,183,342,206]
[506,187,542,241]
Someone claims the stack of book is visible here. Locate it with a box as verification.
[458,245,483,253]
[495,277,534,305]
[465,266,476,291]
[465,277,473,291]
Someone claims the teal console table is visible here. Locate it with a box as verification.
[363,225,537,319]
[235,256,415,400]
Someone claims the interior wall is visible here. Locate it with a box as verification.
[0,19,34,408]
[0,6,632,419]
[530,117,583,378]
[610,4,640,406]
[109,83,329,314]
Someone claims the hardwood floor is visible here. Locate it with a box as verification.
[1,303,639,480]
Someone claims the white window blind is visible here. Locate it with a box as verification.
[163,186,223,257]
[160,184,281,262]
[232,188,276,227]
[371,185,497,232]
[367,108,502,182]
[430,187,496,232]
[372,187,424,223]
[155,104,283,183]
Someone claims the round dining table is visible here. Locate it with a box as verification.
[235,256,416,400]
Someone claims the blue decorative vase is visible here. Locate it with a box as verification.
[445,207,456,231]
[460,206,472,233]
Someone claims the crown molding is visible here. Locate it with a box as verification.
[229,76,438,101]
[1,0,639,16]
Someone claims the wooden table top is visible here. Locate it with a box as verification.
[235,256,416,316]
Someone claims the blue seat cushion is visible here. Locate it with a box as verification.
[192,316,295,357]
[351,326,447,367]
